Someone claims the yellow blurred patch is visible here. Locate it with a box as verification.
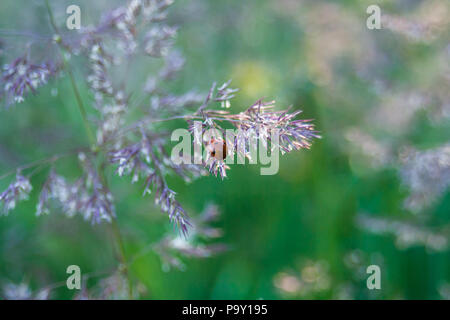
[231,61,274,100]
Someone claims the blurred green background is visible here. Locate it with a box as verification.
[0,0,449,299]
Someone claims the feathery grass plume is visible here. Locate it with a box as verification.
[345,128,392,168]
[0,172,32,215]
[189,83,321,178]
[109,128,204,235]
[1,57,58,107]
[0,0,320,264]
[77,153,116,224]
[153,203,227,271]
[35,154,115,224]
[399,145,450,213]
[381,0,449,44]
[0,0,320,234]
[1,282,50,300]
[356,213,448,252]
[93,272,138,300]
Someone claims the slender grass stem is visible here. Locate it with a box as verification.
[111,216,134,299]
[44,0,95,146]
[66,67,96,145]
[45,0,133,299]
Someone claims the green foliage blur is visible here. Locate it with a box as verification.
[0,0,448,299]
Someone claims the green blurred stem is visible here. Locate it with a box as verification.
[67,68,96,145]
[98,163,133,299]
[45,0,132,299]
[44,0,58,33]
[99,164,133,299]
[44,0,95,147]
[111,215,134,299]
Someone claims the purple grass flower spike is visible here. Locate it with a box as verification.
[1,57,58,107]
[0,172,32,215]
